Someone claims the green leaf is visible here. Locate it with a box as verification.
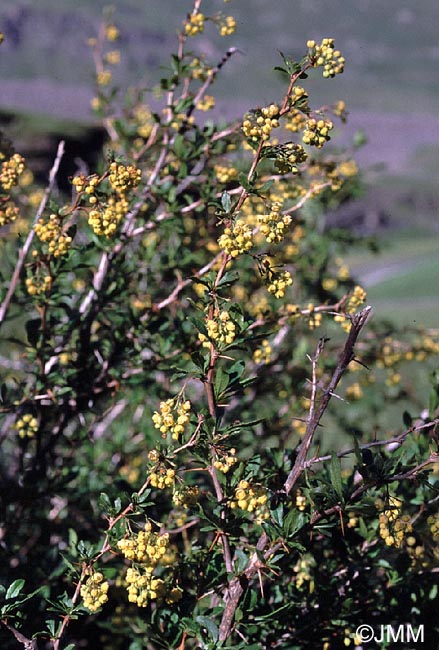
[234,549,249,574]
[271,502,284,527]
[221,191,232,213]
[45,619,60,637]
[257,179,274,193]
[283,509,306,537]
[215,365,230,399]
[429,387,439,417]
[5,579,25,600]
[98,492,112,512]
[353,129,367,148]
[238,171,253,191]
[196,615,219,643]
[351,434,363,467]
[215,270,239,289]
[358,517,369,539]
[173,134,186,159]
[255,602,291,621]
[329,453,343,501]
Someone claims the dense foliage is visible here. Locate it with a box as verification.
[0,3,438,649]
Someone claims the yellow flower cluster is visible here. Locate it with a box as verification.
[427,513,439,540]
[295,491,306,511]
[219,15,236,36]
[108,161,142,193]
[34,214,73,257]
[307,38,345,78]
[104,49,121,65]
[196,94,216,111]
[327,159,359,189]
[0,153,25,191]
[347,512,359,529]
[291,395,311,437]
[253,339,272,365]
[126,567,182,607]
[376,497,413,548]
[25,272,52,296]
[88,196,129,237]
[347,285,367,313]
[258,202,292,243]
[231,480,270,523]
[184,12,205,36]
[274,142,308,174]
[242,105,280,143]
[189,56,212,81]
[266,270,293,298]
[96,70,112,86]
[285,109,307,134]
[335,258,350,280]
[80,571,109,612]
[374,335,439,374]
[334,285,367,331]
[213,447,238,473]
[117,522,170,568]
[305,303,322,330]
[345,382,363,400]
[152,398,191,440]
[198,310,236,348]
[405,535,427,567]
[105,24,119,41]
[73,162,141,237]
[302,118,333,148]
[172,485,200,508]
[290,85,309,106]
[333,99,347,119]
[150,466,176,490]
[215,164,238,183]
[14,413,38,439]
[72,173,97,195]
[341,629,363,648]
[218,219,253,257]
[0,201,19,227]
[169,112,195,131]
[117,522,181,609]
[294,554,315,591]
[133,105,154,139]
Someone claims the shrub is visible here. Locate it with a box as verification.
[0,3,438,649]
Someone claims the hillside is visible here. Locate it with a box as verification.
[1,0,438,326]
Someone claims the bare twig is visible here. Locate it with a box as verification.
[0,141,65,329]
[0,621,38,649]
[303,418,439,469]
[90,399,128,439]
[284,306,372,495]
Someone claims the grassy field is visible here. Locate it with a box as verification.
[348,232,439,328]
[1,0,439,112]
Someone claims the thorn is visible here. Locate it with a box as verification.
[352,356,370,371]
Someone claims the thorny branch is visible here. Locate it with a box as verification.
[218,305,372,642]
[284,306,372,495]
